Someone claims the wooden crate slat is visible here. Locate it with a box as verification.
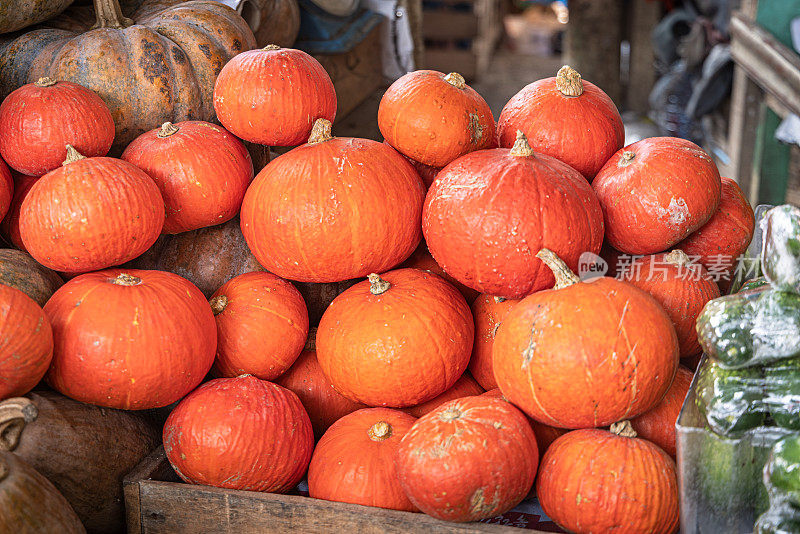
[423,11,478,40]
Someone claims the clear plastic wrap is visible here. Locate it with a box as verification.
[755,434,800,533]
[761,205,800,294]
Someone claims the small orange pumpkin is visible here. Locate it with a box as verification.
[468,294,521,390]
[402,373,484,418]
[630,366,694,458]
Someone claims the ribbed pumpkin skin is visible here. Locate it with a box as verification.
[44,269,216,410]
[0,159,12,223]
[163,375,314,492]
[240,135,425,283]
[400,243,479,304]
[213,47,336,146]
[0,80,114,176]
[593,137,721,255]
[402,373,484,418]
[0,452,85,534]
[121,121,253,234]
[396,396,539,522]
[620,252,720,357]
[493,276,679,428]
[317,269,473,407]
[1,172,37,252]
[19,157,164,273]
[630,366,693,458]
[308,408,417,511]
[0,285,53,400]
[378,70,496,167]
[210,271,308,380]
[497,75,624,180]
[537,428,679,534]
[469,294,521,390]
[676,177,755,291]
[423,148,604,298]
[277,347,366,440]
[0,0,74,33]
[0,249,63,307]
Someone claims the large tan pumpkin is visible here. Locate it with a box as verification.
[0,0,256,150]
[0,0,74,34]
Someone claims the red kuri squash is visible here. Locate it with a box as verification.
[317,269,473,407]
[44,269,216,410]
[396,396,539,522]
[493,249,679,429]
[630,366,693,458]
[400,243,479,303]
[1,171,36,252]
[0,285,53,400]
[592,137,721,254]
[0,159,12,224]
[469,294,521,390]
[0,78,114,176]
[209,271,308,380]
[620,250,720,357]
[308,408,417,511]
[402,373,484,418]
[240,119,425,283]
[378,70,496,167]
[163,375,314,492]
[121,121,253,234]
[497,65,624,180]
[423,131,604,298]
[19,147,164,273]
[213,45,336,146]
[537,421,679,534]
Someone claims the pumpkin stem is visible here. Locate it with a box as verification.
[444,72,466,89]
[618,151,636,167]
[368,273,391,295]
[308,119,333,145]
[34,77,57,88]
[304,327,317,352]
[493,296,506,303]
[0,398,38,452]
[157,122,180,138]
[111,273,142,286]
[536,249,580,289]
[368,421,393,441]
[439,406,462,422]
[209,295,228,316]
[665,249,690,266]
[92,0,134,29]
[610,420,637,438]
[509,131,535,158]
[263,44,281,51]
[63,145,86,166]
[555,65,584,97]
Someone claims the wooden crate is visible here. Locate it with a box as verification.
[124,447,549,534]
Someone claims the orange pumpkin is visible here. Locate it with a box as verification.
[1,171,36,252]
[537,422,679,534]
[308,408,417,511]
[0,159,12,224]
[396,396,538,522]
[493,249,679,429]
[317,269,473,407]
[400,243,479,304]
[593,137,721,254]
[240,119,425,283]
[214,45,336,146]
[423,131,604,298]
[468,294,521,390]
[620,250,720,357]
[378,70,496,167]
[497,65,624,180]
[209,271,308,380]
[630,366,693,458]
[402,373,484,418]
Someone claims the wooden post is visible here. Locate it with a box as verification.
[565,0,624,106]
[626,0,661,113]
[727,65,764,203]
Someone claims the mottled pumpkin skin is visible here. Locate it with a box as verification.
[44,269,216,410]
[317,269,473,407]
[630,366,693,458]
[0,249,63,307]
[0,0,257,150]
[0,0,74,34]
[593,137,721,255]
[469,294,521,390]
[396,396,539,522]
[493,276,679,429]
[402,373,484,418]
[423,148,604,298]
[0,285,53,400]
[1,171,37,252]
[379,70,496,168]
[308,408,417,511]
[163,375,314,493]
[537,429,679,534]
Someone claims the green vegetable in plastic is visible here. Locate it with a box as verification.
[761,205,800,294]
[741,277,770,292]
[696,360,765,436]
[765,357,800,431]
[755,434,800,533]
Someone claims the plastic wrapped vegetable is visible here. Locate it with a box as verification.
[765,357,800,431]
[696,359,765,436]
[761,205,800,294]
[697,287,800,369]
[755,434,800,534]
[741,277,770,292]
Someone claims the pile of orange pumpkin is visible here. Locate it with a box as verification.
[0,41,757,534]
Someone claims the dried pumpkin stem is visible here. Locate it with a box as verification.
[308,119,333,145]
[34,77,57,88]
[63,145,86,166]
[555,65,584,97]
[610,420,637,438]
[444,72,466,89]
[263,44,281,51]
[536,249,580,289]
[368,421,393,441]
[157,122,180,138]
[509,131,535,157]
[618,151,636,167]
[664,249,690,266]
[0,398,38,452]
[439,406,462,422]
[209,295,228,316]
[92,0,134,29]
[368,273,391,295]
[111,273,142,286]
